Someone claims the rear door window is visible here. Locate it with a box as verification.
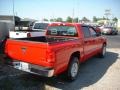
[81,26,91,38]
[89,27,97,37]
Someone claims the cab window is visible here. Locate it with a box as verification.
[82,26,91,38]
[89,27,97,37]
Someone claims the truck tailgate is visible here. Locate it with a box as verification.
[5,39,53,67]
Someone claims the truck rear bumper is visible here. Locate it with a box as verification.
[11,61,54,77]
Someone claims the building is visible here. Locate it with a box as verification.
[0,15,36,30]
[0,15,21,31]
[117,19,120,28]
[0,15,21,24]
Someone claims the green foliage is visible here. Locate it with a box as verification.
[56,17,63,22]
[93,16,108,22]
[112,17,118,22]
[73,17,79,23]
[81,17,89,22]
[66,16,73,23]
[50,18,56,22]
[43,18,48,21]
[43,16,118,23]
[102,16,106,20]
[93,16,98,22]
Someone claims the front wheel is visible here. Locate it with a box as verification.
[66,57,79,81]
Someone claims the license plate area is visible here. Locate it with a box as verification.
[13,61,29,71]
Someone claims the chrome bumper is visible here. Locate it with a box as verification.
[12,61,54,77]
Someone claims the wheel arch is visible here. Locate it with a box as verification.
[103,42,107,46]
[69,51,81,63]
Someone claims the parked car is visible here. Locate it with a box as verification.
[9,22,49,38]
[32,21,49,30]
[32,21,49,34]
[93,26,102,34]
[28,21,35,30]
[101,27,118,35]
[5,23,107,81]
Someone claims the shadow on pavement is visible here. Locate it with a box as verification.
[0,51,119,90]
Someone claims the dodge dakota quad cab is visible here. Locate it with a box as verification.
[5,23,106,81]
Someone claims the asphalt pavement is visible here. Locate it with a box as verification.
[0,33,120,90]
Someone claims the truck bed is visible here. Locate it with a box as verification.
[6,36,78,67]
[11,36,77,43]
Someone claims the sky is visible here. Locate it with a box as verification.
[0,0,120,20]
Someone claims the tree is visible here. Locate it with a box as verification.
[102,16,106,20]
[73,17,79,23]
[93,16,98,22]
[112,17,118,22]
[66,16,73,23]
[43,18,48,21]
[81,17,89,22]
[50,18,56,22]
[56,17,63,22]
[50,19,54,22]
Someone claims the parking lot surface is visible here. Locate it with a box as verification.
[0,34,120,90]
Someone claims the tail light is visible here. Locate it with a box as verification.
[27,33,31,37]
[46,49,55,63]
[5,40,8,54]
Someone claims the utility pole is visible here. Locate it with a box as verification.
[72,8,74,23]
[12,0,15,28]
[77,0,79,23]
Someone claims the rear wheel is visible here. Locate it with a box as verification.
[99,44,106,58]
[66,57,79,81]
[115,32,118,35]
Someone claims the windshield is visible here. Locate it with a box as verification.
[47,26,78,37]
[33,23,48,30]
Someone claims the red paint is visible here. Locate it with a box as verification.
[5,23,106,76]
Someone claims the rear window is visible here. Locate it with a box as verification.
[47,26,78,36]
[33,23,48,30]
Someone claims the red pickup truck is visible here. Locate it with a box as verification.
[5,23,106,81]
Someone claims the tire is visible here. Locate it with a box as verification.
[115,32,118,35]
[66,57,79,81]
[99,44,106,58]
